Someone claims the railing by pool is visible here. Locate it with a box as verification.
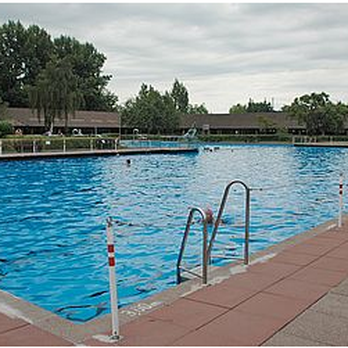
[0,137,199,156]
[120,139,199,150]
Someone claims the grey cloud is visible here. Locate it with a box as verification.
[0,3,348,111]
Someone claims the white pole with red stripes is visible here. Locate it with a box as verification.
[339,173,344,228]
[106,217,120,339]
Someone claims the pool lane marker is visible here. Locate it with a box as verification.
[106,217,120,341]
[339,173,344,228]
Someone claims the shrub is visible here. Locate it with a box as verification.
[0,121,13,138]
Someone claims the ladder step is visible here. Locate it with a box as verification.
[179,264,219,282]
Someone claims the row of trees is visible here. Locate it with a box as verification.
[230,94,348,135]
[120,79,208,133]
[284,92,348,136]
[0,20,117,113]
[229,99,274,114]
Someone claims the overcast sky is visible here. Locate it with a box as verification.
[1,3,348,112]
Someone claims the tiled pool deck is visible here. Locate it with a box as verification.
[2,217,348,346]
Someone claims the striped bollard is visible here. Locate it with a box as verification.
[106,217,120,340]
[339,173,344,228]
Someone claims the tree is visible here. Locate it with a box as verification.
[0,20,28,106]
[171,79,189,114]
[188,103,209,114]
[28,58,83,133]
[257,115,277,133]
[122,84,179,133]
[0,20,117,111]
[0,120,12,137]
[229,99,273,113]
[54,36,117,111]
[284,92,348,135]
[247,99,274,113]
[229,103,247,114]
[0,97,8,119]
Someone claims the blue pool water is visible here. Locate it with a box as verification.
[1,144,348,322]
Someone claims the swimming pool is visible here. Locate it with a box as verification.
[0,144,347,322]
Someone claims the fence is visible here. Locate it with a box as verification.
[0,137,198,156]
[119,139,199,149]
[0,137,119,155]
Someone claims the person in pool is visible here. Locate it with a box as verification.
[205,206,214,224]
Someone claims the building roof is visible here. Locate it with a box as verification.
[180,112,304,130]
[3,108,306,130]
[4,108,120,128]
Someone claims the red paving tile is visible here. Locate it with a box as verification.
[116,316,190,346]
[221,271,280,292]
[327,245,348,260]
[148,298,228,330]
[172,309,284,346]
[319,230,348,241]
[185,282,257,309]
[270,250,319,266]
[290,266,347,287]
[264,278,331,302]
[309,256,348,273]
[305,235,345,247]
[286,242,338,256]
[0,324,72,346]
[234,292,310,321]
[0,313,28,335]
[247,260,301,279]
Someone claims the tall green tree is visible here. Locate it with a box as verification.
[171,79,189,114]
[122,84,179,133]
[0,20,28,106]
[0,20,117,111]
[229,103,247,114]
[188,103,209,114]
[28,58,83,133]
[54,36,117,111]
[284,92,348,135]
[247,99,274,113]
[0,97,8,119]
[23,25,53,87]
[229,99,273,114]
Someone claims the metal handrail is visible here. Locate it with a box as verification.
[176,207,208,285]
[207,180,251,265]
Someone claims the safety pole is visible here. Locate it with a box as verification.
[339,173,344,228]
[63,138,66,153]
[106,217,120,340]
[0,140,2,155]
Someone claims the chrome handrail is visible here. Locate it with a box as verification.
[207,180,251,265]
[176,207,208,285]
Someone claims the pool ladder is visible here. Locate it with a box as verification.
[176,180,251,285]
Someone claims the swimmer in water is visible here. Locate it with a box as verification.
[126,159,131,166]
[204,206,214,225]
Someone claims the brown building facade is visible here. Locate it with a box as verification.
[0,107,322,136]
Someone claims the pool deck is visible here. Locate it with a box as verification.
[0,147,198,161]
[294,142,348,148]
[2,217,348,346]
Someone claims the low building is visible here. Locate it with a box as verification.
[4,108,121,135]
[0,107,314,136]
[180,112,306,135]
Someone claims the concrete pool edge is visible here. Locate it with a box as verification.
[0,216,340,344]
[0,146,198,161]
